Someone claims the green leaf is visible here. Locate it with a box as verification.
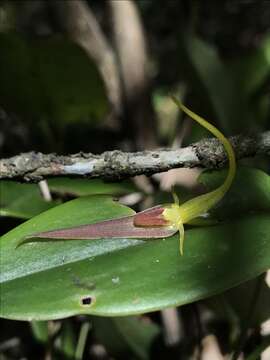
[246,335,270,360]
[0,178,135,220]
[199,167,270,219]
[0,33,108,126]
[179,33,249,133]
[0,181,58,219]
[75,322,90,360]
[31,321,49,343]
[224,277,270,327]
[93,316,160,360]
[35,36,108,125]
[1,195,270,320]
[0,32,42,119]
[57,320,76,359]
[48,178,136,197]
[228,35,270,97]
[207,276,270,330]
[225,35,270,131]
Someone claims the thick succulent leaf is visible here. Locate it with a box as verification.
[199,167,270,219]
[1,195,270,320]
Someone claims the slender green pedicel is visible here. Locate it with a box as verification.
[163,97,236,255]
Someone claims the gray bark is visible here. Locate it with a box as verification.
[1,132,269,182]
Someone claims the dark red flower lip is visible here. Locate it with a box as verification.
[133,205,169,227]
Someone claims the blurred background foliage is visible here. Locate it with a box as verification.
[1,0,270,359]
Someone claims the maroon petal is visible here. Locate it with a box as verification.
[27,213,176,240]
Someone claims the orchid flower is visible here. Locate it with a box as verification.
[25,97,236,255]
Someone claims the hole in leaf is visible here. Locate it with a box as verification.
[80,295,94,306]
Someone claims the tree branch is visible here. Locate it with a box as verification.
[1,132,269,182]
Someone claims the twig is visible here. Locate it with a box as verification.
[1,131,270,182]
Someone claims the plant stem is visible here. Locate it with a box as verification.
[75,321,91,360]
[231,274,265,360]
